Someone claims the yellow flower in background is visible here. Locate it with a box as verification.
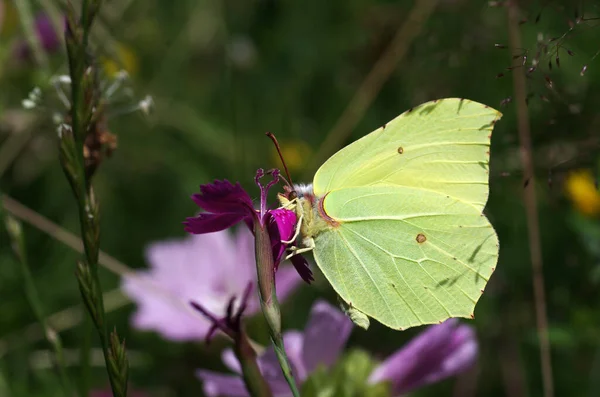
[102,43,139,77]
[565,169,600,217]
[270,139,312,174]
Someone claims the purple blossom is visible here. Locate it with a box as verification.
[197,302,477,396]
[368,318,478,394]
[197,300,353,397]
[184,171,312,283]
[121,228,301,341]
[16,14,62,59]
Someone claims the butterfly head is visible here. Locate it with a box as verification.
[278,183,314,205]
[292,183,314,200]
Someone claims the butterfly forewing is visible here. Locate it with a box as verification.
[312,98,502,212]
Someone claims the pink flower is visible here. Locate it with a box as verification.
[197,301,353,397]
[197,302,477,396]
[122,228,302,341]
[368,318,478,394]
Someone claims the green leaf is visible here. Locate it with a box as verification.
[300,349,392,397]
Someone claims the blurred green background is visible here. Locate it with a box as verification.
[1,0,600,396]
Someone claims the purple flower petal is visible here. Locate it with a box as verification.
[197,370,255,397]
[184,212,247,234]
[258,331,306,383]
[270,208,296,242]
[420,325,477,386]
[290,254,313,284]
[15,14,62,60]
[368,319,478,394]
[267,209,296,268]
[35,14,60,51]
[301,301,353,374]
[195,301,352,396]
[199,332,304,397]
[184,180,257,235]
[197,369,293,397]
[221,349,243,374]
[192,180,255,216]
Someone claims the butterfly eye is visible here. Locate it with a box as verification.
[289,191,298,200]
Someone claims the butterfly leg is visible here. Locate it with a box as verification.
[284,238,314,260]
[282,213,303,244]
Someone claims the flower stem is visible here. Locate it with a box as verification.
[4,215,73,397]
[190,291,273,397]
[254,223,301,397]
[271,336,301,397]
[234,334,274,397]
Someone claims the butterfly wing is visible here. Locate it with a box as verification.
[313,98,501,212]
[310,98,501,329]
[313,185,497,329]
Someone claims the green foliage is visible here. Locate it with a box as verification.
[301,350,390,397]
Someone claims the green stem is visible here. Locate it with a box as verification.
[4,216,73,397]
[271,336,301,397]
[254,222,301,397]
[78,316,93,397]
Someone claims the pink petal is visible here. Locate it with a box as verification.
[184,213,248,234]
[368,319,478,394]
[191,180,254,216]
[301,301,353,373]
[123,228,301,342]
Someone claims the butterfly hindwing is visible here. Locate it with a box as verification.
[314,185,497,330]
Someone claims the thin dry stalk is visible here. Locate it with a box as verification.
[507,3,554,397]
[304,0,439,177]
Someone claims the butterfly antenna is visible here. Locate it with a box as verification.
[266,132,294,188]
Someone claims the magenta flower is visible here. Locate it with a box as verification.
[121,228,302,341]
[197,302,477,397]
[16,14,62,59]
[184,170,312,282]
